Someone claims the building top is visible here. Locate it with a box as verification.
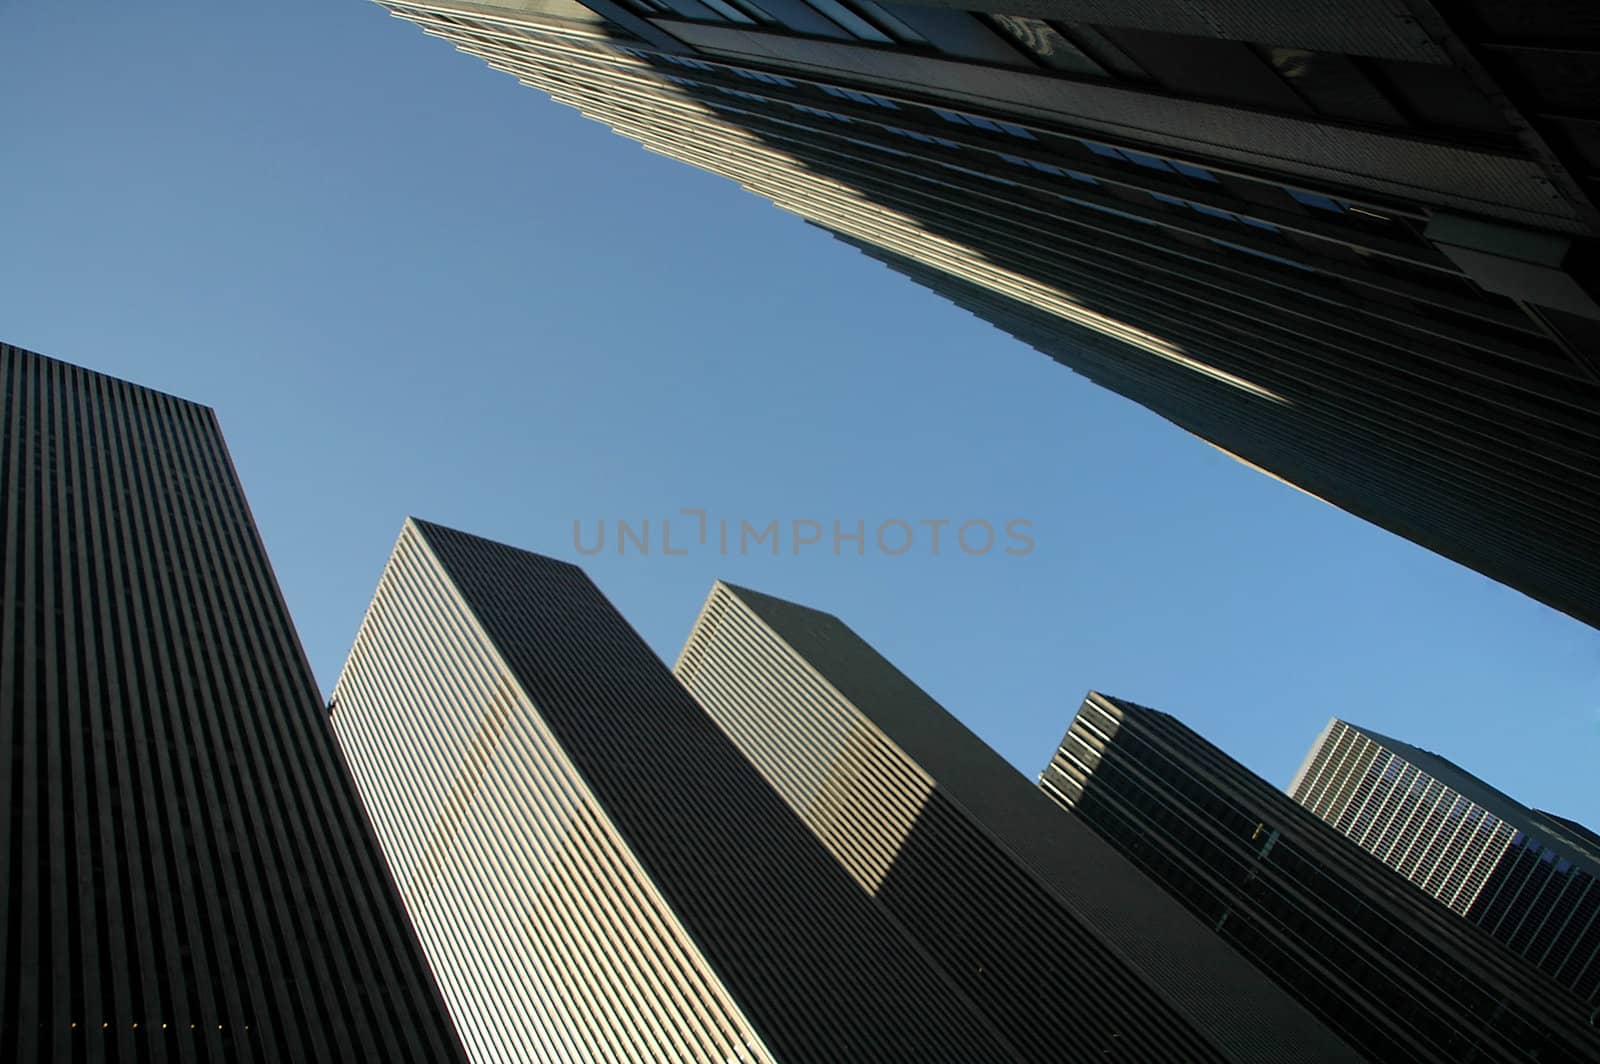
[1317,717,1600,882]
[694,581,1364,1063]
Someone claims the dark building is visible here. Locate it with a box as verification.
[0,343,466,1062]
[330,519,1032,1062]
[1292,717,1600,1004]
[674,581,1362,1063]
[1042,692,1600,1062]
[374,0,1600,629]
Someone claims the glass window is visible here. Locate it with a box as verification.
[1287,188,1346,212]
[850,0,926,43]
[1121,149,1173,172]
[804,0,892,42]
[1099,27,1312,113]
[1260,47,1407,126]
[1170,160,1218,182]
[691,0,757,21]
[988,15,1106,77]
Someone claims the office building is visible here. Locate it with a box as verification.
[674,581,1362,1062]
[330,518,1041,1062]
[1292,717,1600,1003]
[0,343,466,1063]
[1041,692,1600,1062]
[373,0,1600,628]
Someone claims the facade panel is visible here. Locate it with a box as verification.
[1042,692,1600,1062]
[675,581,1363,1063]
[332,519,1021,1062]
[0,343,466,1063]
[1049,694,1600,1056]
[1291,717,1600,1003]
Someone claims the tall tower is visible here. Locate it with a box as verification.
[329,519,1022,1062]
[0,343,466,1062]
[371,0,1600,629]
[1291,717,1600,1003]
[1041,692,1600,1061]
[673,580,1362,1063]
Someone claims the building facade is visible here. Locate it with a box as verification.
[673,581,1362,1063]
[372,0,1599,629]
[1041,692,1600,1062]
[329,519,1037,1062]
[1291,717,1600,1004]
[0,343,466,1063]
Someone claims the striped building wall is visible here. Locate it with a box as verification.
[330,519,1020,1062]
[0,343,466,1063]
[1043,692,1600,1062]
[369,0,1600,632]
[674,580,1363,1064]
[1291,718,1600,1002]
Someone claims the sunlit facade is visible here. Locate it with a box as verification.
[330,520,1025,1062]
[1042,692,1600,1062]
[675,581,1362,1063]
[1292,717,1600,1004]
[376,0,1599,629]
[0,343,466,1063]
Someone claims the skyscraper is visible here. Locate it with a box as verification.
[330,518,1034,1062]
[373,0,1600,629]
[1041,692,1600,1062]
[1291,717,1600,1004]
[0,343,466,1063]
[673,580,1362,1062]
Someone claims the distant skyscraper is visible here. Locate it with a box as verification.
[0,343,466,1063]
[330,518,1035,1062]
[1041,692,1600,1062]
[673,581,1361,1063]
[1291,717,1600,1004]
[374,0,1600,629]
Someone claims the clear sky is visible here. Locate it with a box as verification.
[3,0,1597,829]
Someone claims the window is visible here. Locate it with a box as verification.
[733,68,796,87]
[820,84,898,108]
[1170,161,1218,182]
[988,15,1106,77]
[1259,48,1406,126]
[999,153,1065,175]
[1287,188,1348,213]
[697,0,758,23]
[1097,27,1311,113]
[803,0,892,42]
[1121,149,1172,172]
[934,109,1035,140]
[849,0,926,43]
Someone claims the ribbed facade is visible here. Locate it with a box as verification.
[330,519,1020,1062]
[1291,718,1600,1003]
[674,581,1362,1063]
[0,343,466,1063]
[375,0,1600,630]
[1041,692,1600,1062]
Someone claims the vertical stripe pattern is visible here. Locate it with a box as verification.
[676,582,1364,1063]
[1291,718,1600,1003]
[0,343,466,1063]
[1043,693,1600,1062]
[331,519,1019,1062]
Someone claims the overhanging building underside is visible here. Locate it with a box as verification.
[379,0,1600,627]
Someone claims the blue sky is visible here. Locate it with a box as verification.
[3,0,1597,827]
